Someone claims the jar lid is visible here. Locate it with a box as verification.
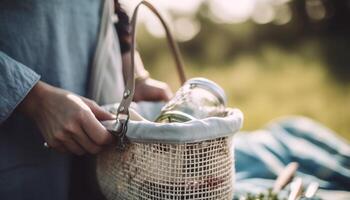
[185,77,227,105]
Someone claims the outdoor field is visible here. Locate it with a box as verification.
[136,27,350,141]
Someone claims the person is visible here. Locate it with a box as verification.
[0,0,171,199]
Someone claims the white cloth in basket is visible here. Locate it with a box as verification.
[102,102,244,143]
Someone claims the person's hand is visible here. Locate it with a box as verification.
[18,81,115,155]
[133,78,173,102]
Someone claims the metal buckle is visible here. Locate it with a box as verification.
[109,113,129,151]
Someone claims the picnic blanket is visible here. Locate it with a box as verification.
[234,116,350,199]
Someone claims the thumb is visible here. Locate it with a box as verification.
[153,86,173,102]
[82,98,115,120]
[161,88,173,101]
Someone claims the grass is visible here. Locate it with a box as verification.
[143,44,350,141]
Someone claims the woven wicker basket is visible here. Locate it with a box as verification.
[96,1,242,199]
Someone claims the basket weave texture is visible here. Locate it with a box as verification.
[97,136,234,200]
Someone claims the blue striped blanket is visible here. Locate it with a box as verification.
[234,116,350,199]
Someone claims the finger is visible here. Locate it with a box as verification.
[151,87,173,102]
[44,139,68,154]
[160,87,173,101]
[71,127,102,154]
[149,80,172,101]
[42,133,63,150]
[82,98,115,120]
[81,112,115,146]
[62,136,86,155]
[45,139,66,152]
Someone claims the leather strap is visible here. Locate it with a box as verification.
[116,0,186,119]
[111,0,186,149]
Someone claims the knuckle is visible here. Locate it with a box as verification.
[74,110,89,122]
[90,100,98,107]
[63,122,76,132]
[84,98,97,107]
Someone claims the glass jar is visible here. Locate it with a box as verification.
[155,78,227,123]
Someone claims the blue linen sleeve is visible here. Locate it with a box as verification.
[0,51,40,123]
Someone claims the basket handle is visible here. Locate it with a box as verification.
[111,0,186,148]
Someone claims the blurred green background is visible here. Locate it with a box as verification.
[121,0,350,141]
